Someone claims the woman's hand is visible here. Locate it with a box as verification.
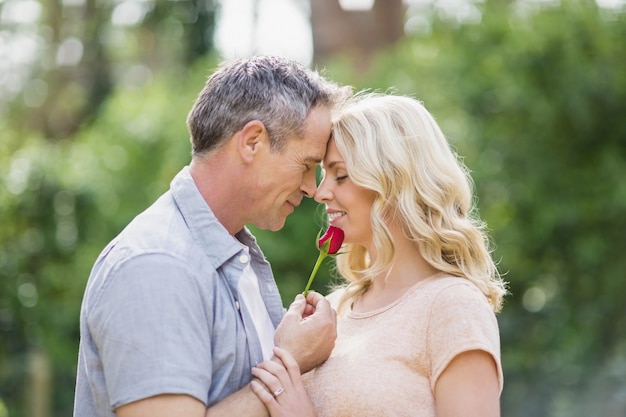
[250,347,317,417]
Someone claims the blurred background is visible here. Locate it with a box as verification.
[1,0,625,416]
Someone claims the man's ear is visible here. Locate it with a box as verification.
[238,120,267,163]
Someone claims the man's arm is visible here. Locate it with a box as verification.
[116,292,336,417]
[116,394,206,417]
[116,386,267,417]
[206,291,337,416]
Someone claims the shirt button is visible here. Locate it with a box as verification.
[239,255,249,264]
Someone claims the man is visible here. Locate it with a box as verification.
[73,55,350,417]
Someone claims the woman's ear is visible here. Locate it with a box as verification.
[238,120,268,163]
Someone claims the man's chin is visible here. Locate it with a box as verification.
[255,217,288,232]
[253,206,293,231]
[271,216,289,232]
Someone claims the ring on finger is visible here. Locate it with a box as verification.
[273,386,285,397]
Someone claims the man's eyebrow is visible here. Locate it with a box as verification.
[305,156,324,164]
[325,161,344,169]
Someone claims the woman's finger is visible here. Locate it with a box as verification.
[250,379,281,414]
[256,359,291,382]
[273,347,301,377]
[273,347,309,390]
[251,365,285,397]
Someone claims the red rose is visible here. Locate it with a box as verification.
[303,226,345,295]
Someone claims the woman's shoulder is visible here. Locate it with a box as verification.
[420,274,482,295]
[404,275,491,312]
[420,275,495,318]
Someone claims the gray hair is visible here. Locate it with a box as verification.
[187,55,348,155]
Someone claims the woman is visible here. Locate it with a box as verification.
[250,92,507,417]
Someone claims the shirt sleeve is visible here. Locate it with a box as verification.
[87,252,214,409]
[426,281,503,393]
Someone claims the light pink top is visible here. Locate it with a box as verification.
[302,276,503,417]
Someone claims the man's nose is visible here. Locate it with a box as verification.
[301,169,318,198]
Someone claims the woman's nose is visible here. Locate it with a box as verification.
[314,177,331,203]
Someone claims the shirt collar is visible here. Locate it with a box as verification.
[170,166,250,268]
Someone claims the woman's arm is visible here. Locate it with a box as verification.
[435,349,501,417]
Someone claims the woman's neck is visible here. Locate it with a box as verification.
[353,237,440,313]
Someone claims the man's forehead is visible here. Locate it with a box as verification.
[298,135,328,163]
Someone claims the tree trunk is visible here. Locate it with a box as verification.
[26,348,51,417]
[310,0,406,70]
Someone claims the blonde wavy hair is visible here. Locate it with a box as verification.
[331,92,507,313]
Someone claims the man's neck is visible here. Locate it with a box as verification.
[189,155,248,236]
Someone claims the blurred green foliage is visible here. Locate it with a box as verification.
[1,1,625,416]
[0,56,217,416]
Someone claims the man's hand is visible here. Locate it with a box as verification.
[274,292,337,373]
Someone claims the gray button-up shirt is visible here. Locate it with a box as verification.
[73,167,285,417]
